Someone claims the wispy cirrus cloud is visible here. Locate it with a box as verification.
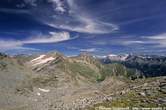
[80,48,98,52]
[24,31,70,44]
[48,0,66,13]
[39,0,118,34]
[89,33,166,54]
[90,38,146,46]
[119,40,146,45]
[66,46,99,53]
[146,33,166,47]
[0,31,71,51]
[49,18,118,34]
[2,0,118,34]
[0,40,22,50]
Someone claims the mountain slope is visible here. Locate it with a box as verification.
[0,53,165,110]
[0,53,34,109]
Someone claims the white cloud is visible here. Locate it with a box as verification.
[45,0,118,34]
[120,40,145,45]
[24,32,70,44]
[48,0,66,13]
[147,34,166,40]
[10,0,118,34]
[0,31,71,51]
[114,33,166,47]
[80,48,97,52]
[50,17,118,34]
[90,39,146,46]
[67,0,118,34]
[0,40,40,53]
[90,32,166,47]
[146,33,166,47]
[0,40,22,50]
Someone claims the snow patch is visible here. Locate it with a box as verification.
[32,57,55,66]
[37,92,41,96]
[38,88,50,92]
[30,55,55,66]
[31,55,46,62]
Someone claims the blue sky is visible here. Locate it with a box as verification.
[0,0,166,55]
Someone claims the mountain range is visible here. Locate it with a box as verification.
[101,54,166,77]
[0,52,165,110]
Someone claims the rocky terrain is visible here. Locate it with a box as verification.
[89,77,166,109]
[0,52,165,110]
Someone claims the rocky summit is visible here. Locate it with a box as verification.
[0,52,165,110]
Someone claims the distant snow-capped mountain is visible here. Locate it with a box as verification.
[97,54,129,63]
[107,54,129,61]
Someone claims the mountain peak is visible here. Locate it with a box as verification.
[28,52,66,67]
